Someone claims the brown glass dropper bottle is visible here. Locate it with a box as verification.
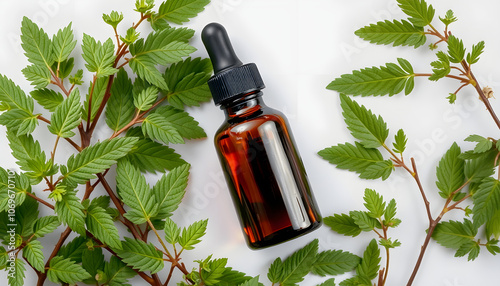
[202,23,322,249]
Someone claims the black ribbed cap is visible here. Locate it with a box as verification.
[202,23,265,105]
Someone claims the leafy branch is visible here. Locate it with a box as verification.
[323,0,500,285]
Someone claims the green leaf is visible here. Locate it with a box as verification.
[429,51,451,81]
[69,69,84,85]
[22,64,51,88]
[164,218,181,245]
[164,57,212,109]
[142,113,184,144]
[0,247,7,268]
[311,250,360,276]
[52,22,77,63]
[486,240,500,255]
[7,258,26,286]
[86,204,122,249]
[153,164,190,218]
[179,219,208,250]
[486,210,500,240]
[280,239,319,286]
[379,238,402,249]
[339,276,371,286]
[132,40,196,67]
[89,196,111,210]
[340,94,389,148]
[350,211,380,232]
[447,35,466,63]
[155,106,207,139]
[104,256,137,286]
[324,213,362,237]
[129,55,169,90]
[55,58,75,79]
[116,159,159,224]
[466,41,485,65]
[317,278,337,286]
[22,240,45,272]
[134,86,158,111]
[454,240,480,261]
[116,237,164,274]
[82,248,105,280]
[57,236,87,263]
[217,268,256,286]
[83,76,109,121]
[446,92,457,104]
[48,88,82,138]
[359,160,394,180]
[156,0,210,24]
[436,142,465,199]
[104,255,137,286]
[131,27,195,55]
[126,138,187,173]
[396,0,435,27]
[0,170,29,212]
[439,9,457,26]
[121,27,141,45]
[356,239,380,280]
[268,257,284,283]
[319,142,384,176]
[327,60,415,97]
[465,134,493,154]
[363,189,386,218]
[464,149,496,184]
[201,258,228,285]
[384,199,399,226]
[81,34,118,77]
[472,178,500,226]
[33,216,61,238]
[30,88,64,112]
[432,219,477,249]
[20,16,54,68]
[0,74,34,113]
[392,129,407,154]
[47,256,91,284]
[106,69,135,131]
[0,109,39,136]
[55,190,86,236]
[63,137,138,185]
[102,11,124,29]
[238,277,260,286]
[354,19,426,48]
[6,131,55,184]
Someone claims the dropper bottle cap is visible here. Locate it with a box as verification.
[202,23,265,105]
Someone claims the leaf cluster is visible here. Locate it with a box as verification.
[267,239,360,286]
[0,0,220,285]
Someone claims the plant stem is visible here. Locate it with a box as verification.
[405,217,441,286]
[51,135,61,162]
[467,67,500,130]
[147,220,173,259]
[413,73,470,83]
[25,192,54,210]
[96,173,143,240]
[410,158,433,222]
[37,227,72,286]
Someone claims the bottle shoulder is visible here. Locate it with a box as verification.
[215,107,289,142]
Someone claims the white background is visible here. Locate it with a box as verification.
[1,0,500,285]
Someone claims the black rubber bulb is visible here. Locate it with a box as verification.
[202,23,243,74]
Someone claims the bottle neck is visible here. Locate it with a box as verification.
[221,91,265,119]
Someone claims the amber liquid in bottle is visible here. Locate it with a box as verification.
[215,92,322,249]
